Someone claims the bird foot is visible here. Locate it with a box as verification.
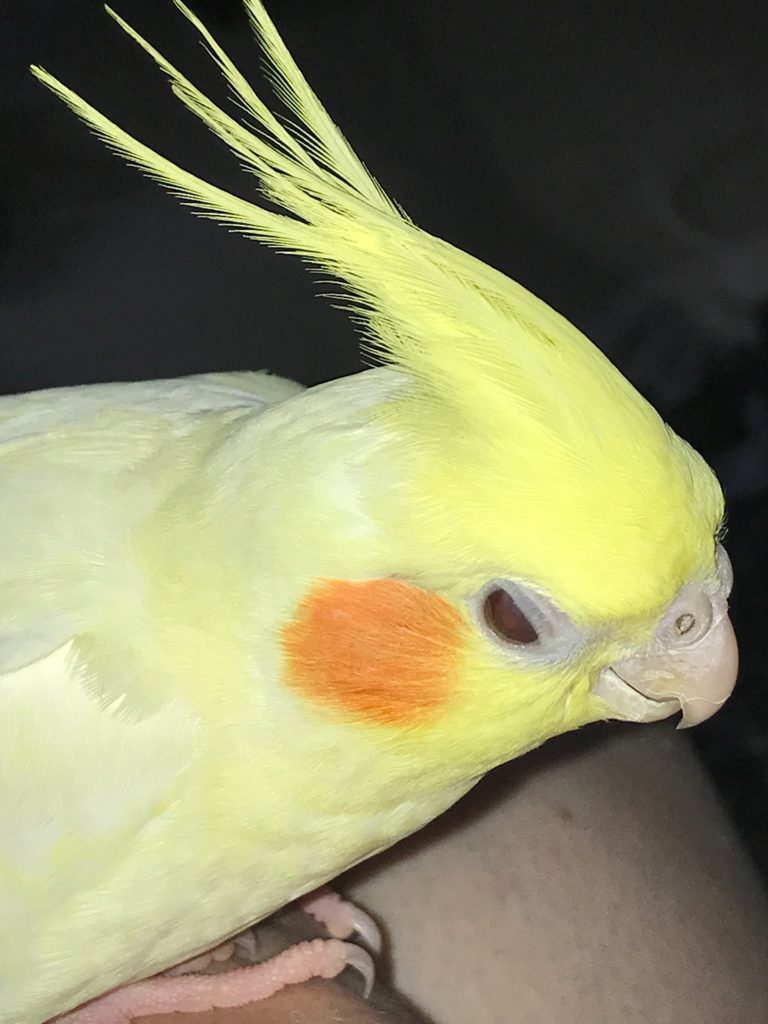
[51,937,374,1023]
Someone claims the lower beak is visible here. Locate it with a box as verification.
[592,613,738,728]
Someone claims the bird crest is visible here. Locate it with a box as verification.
[31,0,723,618]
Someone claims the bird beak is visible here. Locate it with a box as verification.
[592,609,738,729]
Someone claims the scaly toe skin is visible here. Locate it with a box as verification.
[299,887,383,954]
[52,937,375,1023]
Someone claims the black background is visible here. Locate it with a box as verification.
[4,1,767,879]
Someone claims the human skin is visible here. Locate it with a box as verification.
[144,724,768,1024]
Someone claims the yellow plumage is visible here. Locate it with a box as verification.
[1,1,734,1020]
[31,1,722,617]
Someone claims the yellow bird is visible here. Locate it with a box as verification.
[4,0,737,1020]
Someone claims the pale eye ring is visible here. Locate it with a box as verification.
[470,579,586,664]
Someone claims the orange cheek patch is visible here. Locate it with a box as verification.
[281,578,465,725]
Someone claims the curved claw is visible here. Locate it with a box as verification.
[232,930,259,961]
[299,888,383,954]
[340,941,375,998]
[344,905,383,955]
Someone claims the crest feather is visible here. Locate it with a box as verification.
[31,1,723,616]
[33,0,644,433]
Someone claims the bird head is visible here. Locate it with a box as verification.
[278,255,736,774]
[32,0,738,777]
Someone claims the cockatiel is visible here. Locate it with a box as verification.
[4,0,737,1020]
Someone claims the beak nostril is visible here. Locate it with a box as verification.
[660,587,715,648]
[675,612,696,636]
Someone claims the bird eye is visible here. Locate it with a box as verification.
[483,588,539,645]
[470,579,586,664]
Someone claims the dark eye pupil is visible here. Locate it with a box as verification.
[483,588,539,645]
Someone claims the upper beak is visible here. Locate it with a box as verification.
[593,611,738,729]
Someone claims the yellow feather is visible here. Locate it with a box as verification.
[31,2,722,622]
[12,5,733,1020]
